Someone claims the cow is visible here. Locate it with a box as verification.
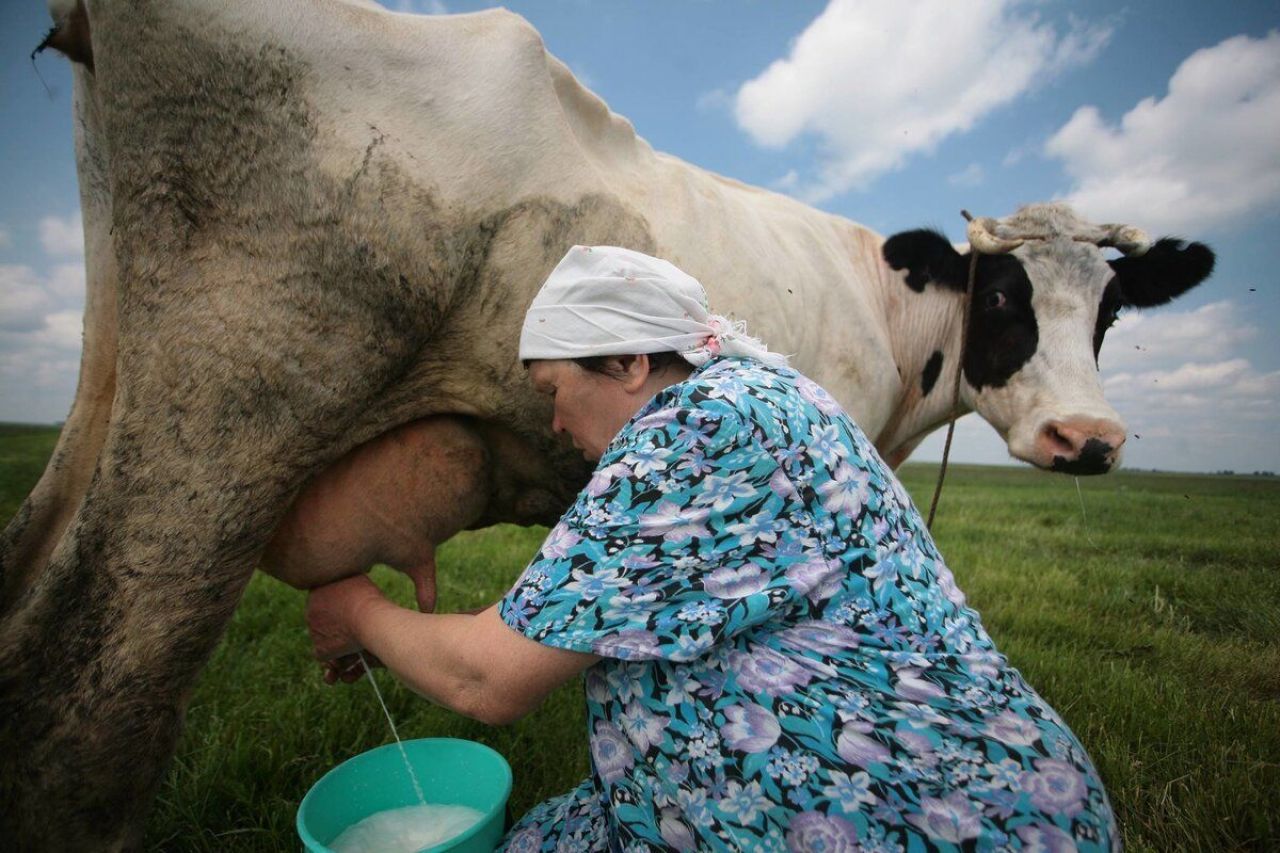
[1,0,1213,848]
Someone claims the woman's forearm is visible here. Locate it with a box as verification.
[347,597,599,726]
[351,597,492,720]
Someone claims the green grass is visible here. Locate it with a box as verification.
[0,423,61,522]
[3,426,1278,851]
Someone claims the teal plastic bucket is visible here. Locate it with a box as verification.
[297,737,512,853]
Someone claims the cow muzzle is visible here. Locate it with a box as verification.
[1030,416,1127,475]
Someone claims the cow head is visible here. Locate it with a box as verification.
[882,203,1214,474]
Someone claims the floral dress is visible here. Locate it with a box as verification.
[498,357,1116,852]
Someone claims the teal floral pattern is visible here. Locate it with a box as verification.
[499,358,1115,851]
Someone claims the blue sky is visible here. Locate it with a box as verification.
[2,0,1278,473]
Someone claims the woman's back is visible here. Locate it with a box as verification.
[500,357,1115,851]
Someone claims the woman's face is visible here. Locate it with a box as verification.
[527,359,646,461]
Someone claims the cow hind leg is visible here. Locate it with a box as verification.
[0,422,293,850]
[0,308,439,850]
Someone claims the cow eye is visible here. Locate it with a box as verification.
[984,290,1007,310]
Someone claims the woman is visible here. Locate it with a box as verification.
[307,246,1116,851]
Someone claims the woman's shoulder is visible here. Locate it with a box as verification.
[678,357,793,405]
[673,357,840,424]
[626,358,851,461]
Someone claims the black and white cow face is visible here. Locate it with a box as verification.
[883,206,1214,474]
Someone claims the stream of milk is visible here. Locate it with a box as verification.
[359,653,426,805]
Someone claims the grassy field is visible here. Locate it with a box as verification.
[2,422,1278,851]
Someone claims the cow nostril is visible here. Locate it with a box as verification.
[1040,423,1077,458]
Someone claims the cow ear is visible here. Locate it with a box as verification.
[1108,238,1215,308]
[883,229,968,293]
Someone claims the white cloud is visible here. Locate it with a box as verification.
[947,163,986,188]
[1046,31,1280,235]
[47,263,86,302]
[696,88,733,114]
[32,310,84,352]
[1103,357,1280,472]
[0,262,84,332]
[1104,358,1279,410]
[0,255,86,423]
[392,0,448,13]
[1101,300,1255,371]
[39,212,83,256]
[913,412,1015,468]
[1097,298,1279,470]
[1002,139,1039,167]
[568,61,596,93]
[0,306,85,423]
[733,0,1112,201]
[773,170,800,191]
[0,265,52,332]
[1107,358,1251,394]
[1101,301,1275,405]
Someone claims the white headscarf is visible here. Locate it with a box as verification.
[518,245,787,368]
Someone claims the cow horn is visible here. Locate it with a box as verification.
[1097,224,1151,256]
[965,215,1024,254]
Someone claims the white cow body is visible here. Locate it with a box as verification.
[280,2,905,434]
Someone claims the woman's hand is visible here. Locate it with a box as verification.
[321,651,384,685]
[306,573,386,667]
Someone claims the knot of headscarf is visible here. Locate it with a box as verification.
[678,313,780,367]
[518,245,787,368]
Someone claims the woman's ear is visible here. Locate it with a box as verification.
[614,353,652,394]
